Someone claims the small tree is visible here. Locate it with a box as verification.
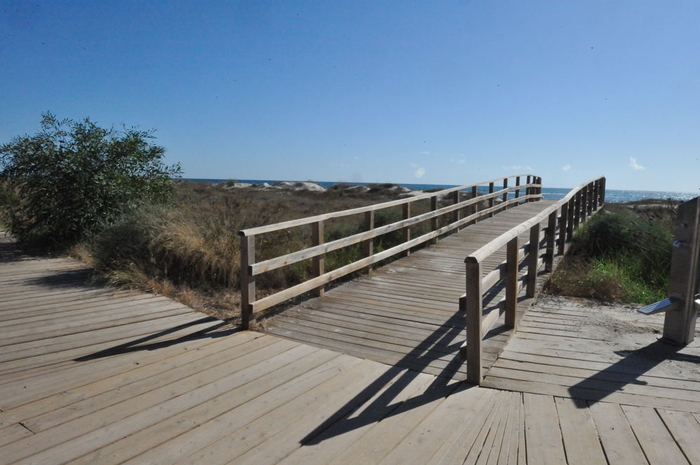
[0,113,182,248]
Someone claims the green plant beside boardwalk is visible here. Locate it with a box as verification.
[0,113,181,250]
[547,203,675,304]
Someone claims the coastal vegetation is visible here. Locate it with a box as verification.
[0,113,181,250]
[546,201,676,304]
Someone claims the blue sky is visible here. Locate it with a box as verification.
[1,1,699,192]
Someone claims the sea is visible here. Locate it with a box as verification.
[186,179,698,203]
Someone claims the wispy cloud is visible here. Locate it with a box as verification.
[503,165,533,172]
[421,151,431,155]
[562,164,571,172]
[409,162,419,168]
[629,157,645,170]
[414,167,426,179]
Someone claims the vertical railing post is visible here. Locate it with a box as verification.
[558,203,569,255]
[581,185,588,223]
[587,183,594,216]
[488,182,495,217]
[600,177,606,205]
[239,234,256,329]
[466,259,483,384]
[502,177,508,211]
[663,197,700,345]
[515,176,520,201]
[545,211,557,272]
[527,223,540,297]
[566,198,575,241]
[452,190,461,229]
[526,176,532,201]
[403,203,411,256]
[592,180,599,211]
[431,195,439,243]
[470,186,478,224]
[506,237,519,328]
[364,210,374,258]
[573,192,581,230]
[312,220,325,297]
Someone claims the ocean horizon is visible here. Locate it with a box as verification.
[185,178,698,203]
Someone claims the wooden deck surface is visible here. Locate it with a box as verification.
[3,203,700,464]
[268,200,558,381]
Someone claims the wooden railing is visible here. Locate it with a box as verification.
[464,176,606,384]
[239,175,543,329]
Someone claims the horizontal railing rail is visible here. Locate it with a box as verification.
[464,176,606,384]
[239,174,543,328]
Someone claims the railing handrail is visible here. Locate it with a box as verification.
[239,174,534,237]
[466,176,605,264]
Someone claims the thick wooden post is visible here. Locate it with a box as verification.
[466,259,483,384]
[488,182,495,217]
[506,237,519,328]
[364,210,374,258]
[403,203,411,257]
[558,203,568,255]
[663,197,700,345]
[587,183,594,215]
[592,180,599,210]
[515,176,520,200]
[527,223,540,297]
[502,178,508,210]
[312,220,325,297]
[599,177,606,205]
[545,211,557,271]
[240,234,256,329]
[573,192,581,230]
[526,176,532,201]
[581,185,588,223]
[471,186,478,224]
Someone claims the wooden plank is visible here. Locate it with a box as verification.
[589,402,649,465]
[622,405,689,465]
[522,393,567,465]
[657,409,700,465]
[275,369,435,465]
[0,423,33,447]
[554,396,607,465]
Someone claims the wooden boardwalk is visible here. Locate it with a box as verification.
[268,200,557,381]
[3,198,700,464]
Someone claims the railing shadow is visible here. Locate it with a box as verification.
[74,317,236,361]
[568,339,700,408]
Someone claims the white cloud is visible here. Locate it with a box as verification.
[562,164,571,172]
[409,162,419,168]
[503,165,533,172]
[414,167,426,179]
[630,157,645,170]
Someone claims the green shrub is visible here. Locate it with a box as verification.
[0,113,181,249]
[548,208,673,304]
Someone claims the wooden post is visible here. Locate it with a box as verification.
[663,197,700,345]
[600,177,606,205]
[364,210,374,258]
[471,186,478,224]
[452,190,461,229]
[558,203,568,255]
[581,185,588,223]
[502,178,508,210]
[592,180,599,210]
[506,237,519,328]
[466,259,483,384]
[566,198,575,241]
[403,203,411,257]
[526,176,532,201]
[488,182,495,216]
[545,211,557,272]
[312,220,325,297]
[526,223,540,297]
[240,234,256,329]
[573,192,581,230]
[431,195,439,243]
[515,176,520,200]
[587,183,594,215]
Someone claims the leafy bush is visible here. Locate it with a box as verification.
[0,113,181,249]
